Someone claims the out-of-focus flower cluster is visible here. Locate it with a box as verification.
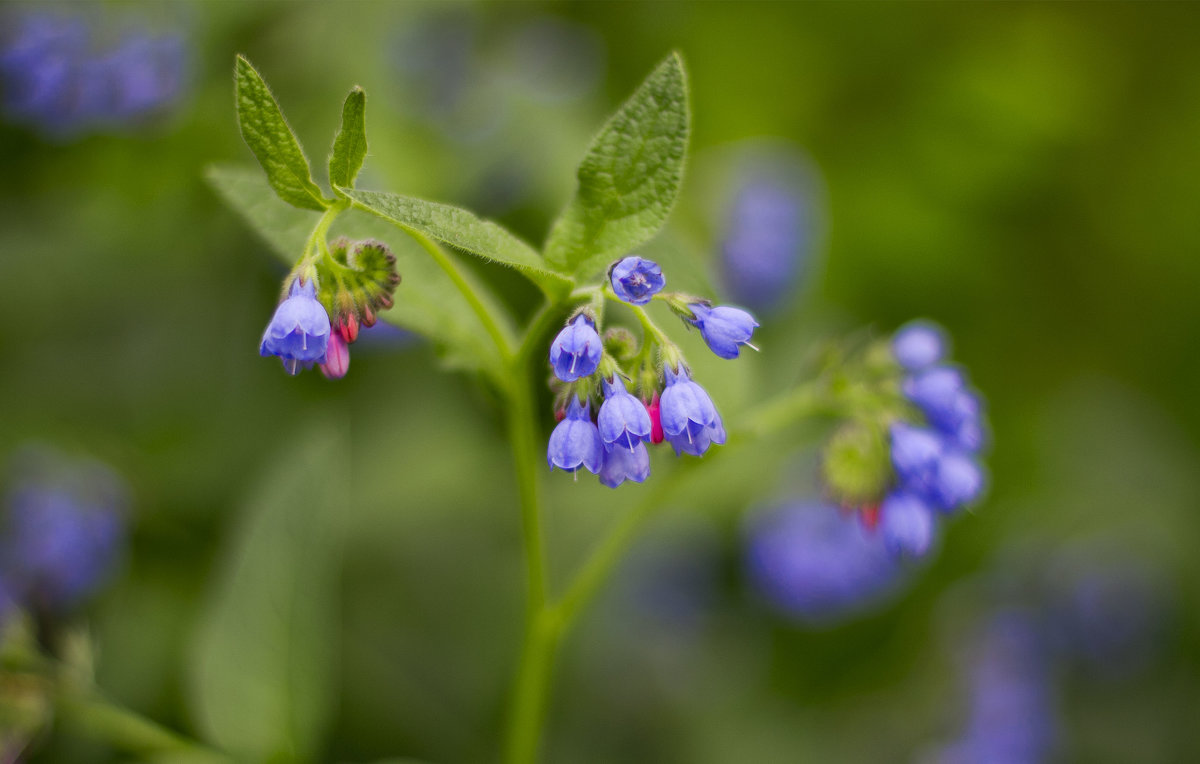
[546,255,758,488]
[0,447,127,626]
[0,10,187,138]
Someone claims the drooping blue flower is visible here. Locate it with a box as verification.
[879,491,936,558]
[721,173,811,314]
[745,500,903,625]
[549,314,601,382]
[903,366,966,431]
[609,256,665,305]
[598,441,651,488]
[889,422,942,495]
[547,396,604,474]
[659,366,726,457]
[2,448,127,614]
[687,303,759,360]
[260,278,331,375]
[892,320,948,372]
[927,450,985,513]
[597,376,652,453]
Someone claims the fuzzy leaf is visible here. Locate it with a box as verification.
[207,164,503,378]
[340,188,572,297]
[329,86,367,192]
[543,52,690,280]
[188,418,346,763]
[235,55,328,211]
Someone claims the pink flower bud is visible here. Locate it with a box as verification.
[319,331,350,379]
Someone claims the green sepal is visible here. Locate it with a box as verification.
[543,52,690,280]
[821,421,892,506]
[602,327,638,362]
[235,55,329,211]
[329,86,367,193]
[339,188,573,298]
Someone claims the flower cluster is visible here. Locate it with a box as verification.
[258,239,401,379]
[0,447,127,620]
[878,321,988,558]
[546,256,758,487]
[0,11,187,138]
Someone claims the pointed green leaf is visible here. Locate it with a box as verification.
[207,164,504,378]
[235,55,328,211]
[340,188,573,297]
[188,419,347,763]
[544,52,690,280]
[329,86,367,192]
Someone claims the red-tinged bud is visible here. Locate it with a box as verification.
[361,304,377,328]
[858,504,880,532]
[377,293,394,310]
[320,332,350,379]
[337,315,360,344]
[646,392,664,444]
[553,407,566,423]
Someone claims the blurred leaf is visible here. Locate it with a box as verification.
[544,52,690,280]
[341,188,573,297]
[235,55,328,211]
[187,418,348,763]
[329,87,367,193]
[207,165,502,377]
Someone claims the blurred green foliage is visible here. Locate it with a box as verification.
[3,2,1199,762]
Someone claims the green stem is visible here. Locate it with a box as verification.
[59,694,229,762]
[410,231,517,362]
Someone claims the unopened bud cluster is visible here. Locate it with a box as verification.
[546,255,759,488]
[258,238,400,379]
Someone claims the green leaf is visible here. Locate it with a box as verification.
[207,164,504,378]
[235,55,328,211]
[340,188,573,298]
[328,86,367,192]
[188,418,347,763]
[543,52,690,279]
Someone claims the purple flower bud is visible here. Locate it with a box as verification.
[745,500,902,624]
[598,376,652,452]
[547,397,604,474]
[891,320,948,371]
[659,366,726,456]
[260,278,331,374]
[598,441,651,488]
[688,303,759,360]
[549,315,601,382]
[879,491,936,558]
[609,256,665,306]
[319,330,350,379]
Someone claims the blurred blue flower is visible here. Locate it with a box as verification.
[598,441,650,488]
[745,500,904,625]
[687,303,759,360]
[260,278,331,375]
[598,376,652,453]
[659,366,725,457]
[609,256,664,306]
[547,396,604,474]
[2,447,128,615]
[0,11,187,137]
[879,491,936,558]
[938,609,1057,764]
[891,320,948,372]
[720,169,814,314]
[549,315,601,383]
